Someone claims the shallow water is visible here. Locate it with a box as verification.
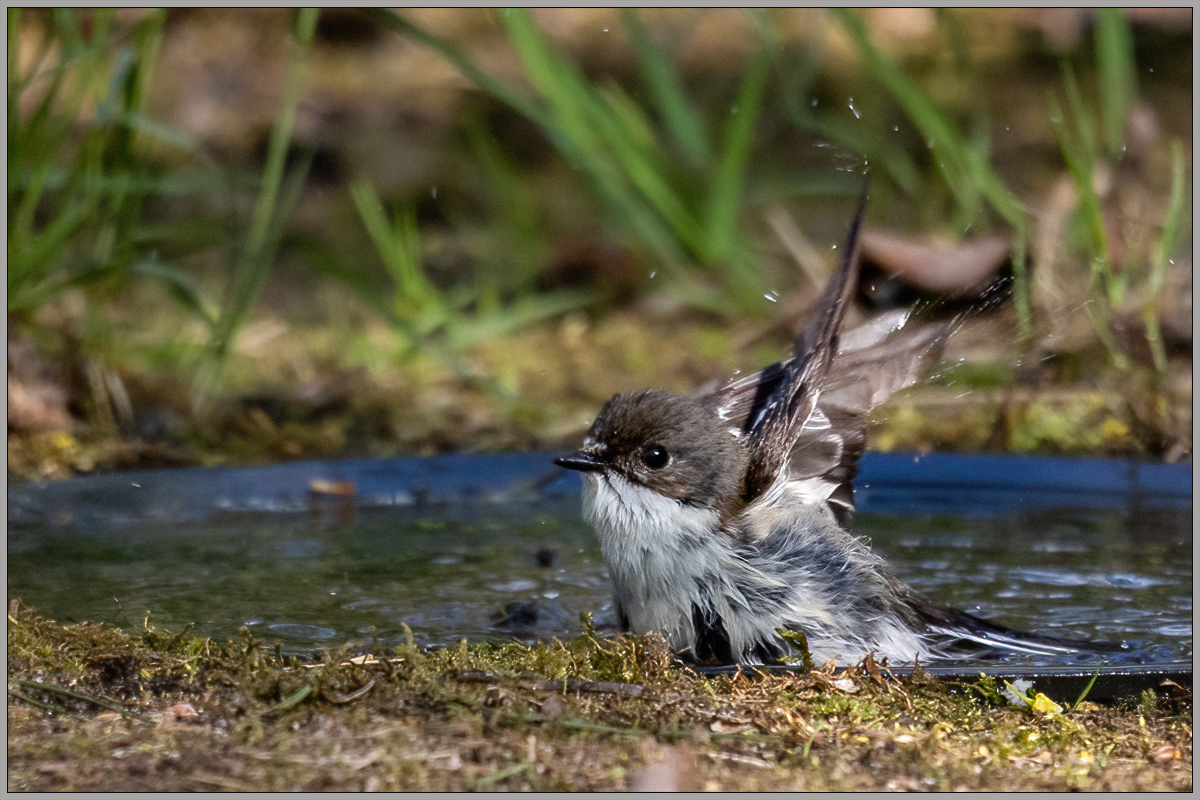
[7,454,1192,666]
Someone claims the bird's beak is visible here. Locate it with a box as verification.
[553,451,605,473]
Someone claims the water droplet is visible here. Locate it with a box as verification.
[848,97,861,119]
[649,271,657,279]
[811,97,819,107]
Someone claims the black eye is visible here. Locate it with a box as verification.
[641,445,669,470]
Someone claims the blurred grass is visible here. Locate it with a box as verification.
[196,8,317,405]
[1050,8,1186,384]
[6,8,1191,472]
[7,9,182,316]
[375,8,775,311]
[1145,142,1187,378]
[829,9,1033,335]
[347,176,589,357]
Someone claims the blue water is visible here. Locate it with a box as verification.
[6,453,1192,665]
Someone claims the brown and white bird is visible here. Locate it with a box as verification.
[555,192,1119,666]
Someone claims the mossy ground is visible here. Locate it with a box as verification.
[7,603,1191,792]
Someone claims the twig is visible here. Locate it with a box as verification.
[326,677,377,705]
[8,688,91,720]
[13,679,151,723]
[262,684,313,716]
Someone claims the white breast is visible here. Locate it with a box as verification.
[579,472,725,650]
[578,471,935,665]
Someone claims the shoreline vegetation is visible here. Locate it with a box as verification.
[7,9,1191,482]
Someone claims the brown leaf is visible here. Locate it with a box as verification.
[860,228,1012,299]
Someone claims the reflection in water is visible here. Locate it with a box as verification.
[6,493,1192,665]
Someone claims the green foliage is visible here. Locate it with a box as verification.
[374,8,775,311]
[1095,9,1137,161]
[828,9,1033,335]
[6,9,196,317]
[350,179,445,329]
[1143,142,1187,376]
[1050,14,1187,381]
[199,8,318,396]
[347,176,590,358]
[8,9,1188,462]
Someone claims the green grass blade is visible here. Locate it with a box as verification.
[1143,140,1187,376]
[244,10,314,276]
[832,10,967,197]
[501,9,687,269]
[833,7,1032,332]
[501,10,601,165]
[349,179,400,279]
[621,9,710,165]
[445,289,592,351]
[208,7,317,363]
[703,45,768,267]
[377,8,690,273]
[1095,9,1136,160]
[366,8,552,131]
[132,257,217,328]
[592,83,704,255]
[1060,63,1098,170]
[1052,69,1115,289]
[349,177,441,320]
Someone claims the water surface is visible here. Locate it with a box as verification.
[7,453,1191,665]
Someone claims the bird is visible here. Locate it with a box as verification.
[554,190,1120,667]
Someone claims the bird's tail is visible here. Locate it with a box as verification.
[910,600,1126,660]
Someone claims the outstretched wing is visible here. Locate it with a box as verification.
[701,309,953,520]
[724,187,868,506]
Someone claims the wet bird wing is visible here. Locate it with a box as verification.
[720,187,868,506]
[699,191,953,520]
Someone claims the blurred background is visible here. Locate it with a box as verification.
[7,8,1192,480]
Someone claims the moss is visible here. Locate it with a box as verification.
[7,602,1191,791]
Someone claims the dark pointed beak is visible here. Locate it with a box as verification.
[553,451,605,473]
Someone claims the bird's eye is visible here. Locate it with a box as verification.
[641,445,669,470]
